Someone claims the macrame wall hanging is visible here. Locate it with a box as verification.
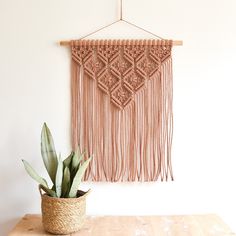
[60,0,182,182]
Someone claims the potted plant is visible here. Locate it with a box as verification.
[22,123,92,235]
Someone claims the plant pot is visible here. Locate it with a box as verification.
[40,187,90,235]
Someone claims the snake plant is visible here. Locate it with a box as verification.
[22,123,91,198]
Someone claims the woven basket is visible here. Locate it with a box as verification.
[40,186,90,235]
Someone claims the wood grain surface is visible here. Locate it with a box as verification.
[9,214,235,236]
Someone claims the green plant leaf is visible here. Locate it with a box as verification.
[55,155,63,198]
[78,150,86,166]
[41,123,58,184]
[39,184,57,197]
[63,151,74,168]
[71,147,86,175]
[61,167,70,197]
[68,157,91,198]
[22,159,49,188]
[72,147,80,170]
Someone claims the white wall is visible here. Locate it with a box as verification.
[1,0,236,234]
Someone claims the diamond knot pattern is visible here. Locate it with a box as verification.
[111,56,132,75]
[111,85,133,108]
[124,70,146,92]
[150,46,171,62]
[84,57,105,77]
[98,71,119,94]
[72,46,92,64]
[124,45,145,60]
[98,46,119,61]
[72,41,172,109]
[137,56,160,77]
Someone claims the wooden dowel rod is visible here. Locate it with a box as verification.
[173,40,183,46]
[59,40,183,46]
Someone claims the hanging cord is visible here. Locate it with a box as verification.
[79,19,120,40]
[119,0,163,39]
[122,19,164,40]
[120,0,123,20]
[77,0,164,40]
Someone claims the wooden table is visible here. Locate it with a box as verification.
[9,214,235,236]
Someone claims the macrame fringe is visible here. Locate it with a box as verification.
[71,57,173,182]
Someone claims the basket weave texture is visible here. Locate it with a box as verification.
[41,191,88,235]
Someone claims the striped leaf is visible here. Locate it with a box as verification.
[55,155,63,198]
[68,157,91,198]
[22,159,49,188]
[72,147,80,170]
[39,184,57,197]
[63,151,74,168]
[41,123,58,184]
[61,167,70,197]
